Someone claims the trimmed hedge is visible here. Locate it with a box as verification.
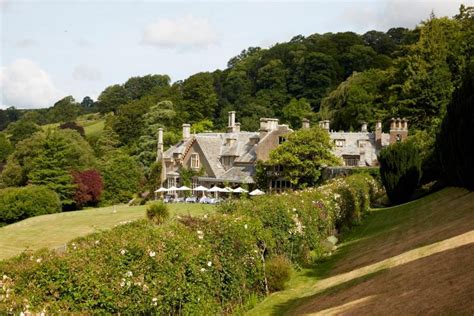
[0,186,61,225]
[0,174,381,314]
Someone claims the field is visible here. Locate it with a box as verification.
[0,203,215,261]
[248,187,474,315]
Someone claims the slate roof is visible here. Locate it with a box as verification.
[163,131,259,182]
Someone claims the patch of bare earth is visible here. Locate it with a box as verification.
[291,243,474,315]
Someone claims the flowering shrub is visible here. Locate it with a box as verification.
[0,174,381,314]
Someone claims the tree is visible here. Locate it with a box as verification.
[281,98,314,129]
[100,152,143,204]
[378,141,422,204]
[59,121,85,137]
[266,126,340,188]
[180,72,218,122]
[0,134,13,163]
[47,96,81,123]
[6,119,40,144]
[80,96,95,108]
[437,62,474,190]
[97,84,130,114]
[123,74,171,100]
[71,169,104,208]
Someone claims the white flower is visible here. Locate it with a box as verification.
[36,258,42,263]
[2,275,7,281]
[120,281,125,287]
[125,271,133,277]
[200,268,206,272]
[149,251,156,257]
[152,297,158,302]
[95,240,100,245]
[244,224,248,229]
[198,235,204,240]
[120,249,127,255]
[207,261,212,267]
[152,297,158,306]
[203,214,208,219]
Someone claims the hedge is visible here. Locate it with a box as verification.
[0,186,61,225]
[0,174,381,314]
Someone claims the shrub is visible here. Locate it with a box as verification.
[71,169,104,208]
[146,202,169,225]
[59,121,85,137]
[0,186,61,224]
[379,141,422,204]
[266,255,292,292]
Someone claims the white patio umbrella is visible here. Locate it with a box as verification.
[223,187,234,193]
[208,186,223,198]
[154,187,168,193]
[193,185,209,197]
[233,187,248,193]
[167,186,178,198]
[249,189,265,196]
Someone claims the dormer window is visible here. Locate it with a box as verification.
[335,139,345,147]
[191,153,200,169]
[221,156,234,170]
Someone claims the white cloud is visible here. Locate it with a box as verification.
[72,65,101,81]
[76,38,93,47]
[142,15,219,49]
[0,59,63,109]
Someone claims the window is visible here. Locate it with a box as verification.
[335,139,345,147]
[190,153,200,169]
[221,156,234,170]
[358,140,367,148]
[278,136,286,144]
[343,155,360,167]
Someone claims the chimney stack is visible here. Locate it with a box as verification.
[319,120,330,131]
[375,121,382,149]
[361,122,368,132]
[389,118,408,144]
[156,128,164,161]
[234,122,241,133]
[182,123,191,141]
[227,111,236,133]
[302,118,310,129]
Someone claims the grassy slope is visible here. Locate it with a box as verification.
[248,187,474,315]
[0,203,215,261]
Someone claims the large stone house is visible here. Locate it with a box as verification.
[158,112,408,190]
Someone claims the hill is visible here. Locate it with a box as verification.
[248,187,474,315]
[0,203,215,261]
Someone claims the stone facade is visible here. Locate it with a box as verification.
[158,112,408,188]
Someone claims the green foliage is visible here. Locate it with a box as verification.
[437,62,474,190]
[265,255,292,292]
[0,174,380,314]
[47,96,81,123]
[267,126,341,188]
[146,161,162,193]
[146,202,170,225]
[379,141,422,204]
[282,98,314,129]
[180,72,218,123]
[0,186,61,225]
[97,84,130,114]
[6,119,40,144]
[0,133,13,163]
[100,152,143,204]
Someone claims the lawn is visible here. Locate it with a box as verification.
[247,187,474,315]
[0,203,215,261]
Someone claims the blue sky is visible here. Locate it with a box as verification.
[0,0,469,109]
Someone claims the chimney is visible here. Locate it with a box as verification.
[234,122,241,133]
[389,118,409,144]
[375,121,382,149]
[227,111,236,133]
[182,123,191,141]
[156,128,164,161]
[259,118,269,138]
[361,122,368,132]
[319,120,330,131]
[302,118,310,129]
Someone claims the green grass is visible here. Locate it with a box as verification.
[247,187,474,315]
[0,203,215,261]
[81,119,105,139]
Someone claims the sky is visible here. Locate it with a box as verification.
[0,0,470,109]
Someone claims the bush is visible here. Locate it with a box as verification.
[379,141,422,204]
[0,174,381,314]
[71,169,104,208]
[146,202,169,225]
[0,186,61,224]
[266,255,292,292]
